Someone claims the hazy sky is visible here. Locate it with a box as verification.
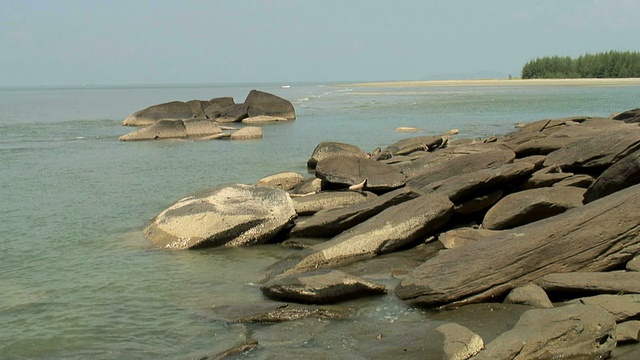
[1,0,639,86]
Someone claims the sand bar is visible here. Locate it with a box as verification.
[341,78,640,88]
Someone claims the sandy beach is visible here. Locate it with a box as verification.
[342,78,640,88]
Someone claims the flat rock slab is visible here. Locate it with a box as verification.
[382,135,447,156]
[242,115,289,123]
[144,184,296,249]
[438,227,500,249]
[268,193,453,278]
[183,118,222,137]
[119,119,188,141]
[482,186,585,230]
[292,191,375,216]
[255,172,305,191]
[474,305,616,360]
[617,321,640,343]
[583,148,640,204]
[230,126,262,140]
[260,269,386,304]
[315,156,406,192]
[395,184,640,308]
[307,141,369,169]
[513,136,584,157]
[538,271,640,295]
[291,187,423,238]
[567,294,640,322]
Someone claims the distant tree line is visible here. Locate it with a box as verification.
[521,51,640,79]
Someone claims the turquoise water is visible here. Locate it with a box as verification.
[1,83,639,359]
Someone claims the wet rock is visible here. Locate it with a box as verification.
[244,89,296,120]
[538,271,640,295]
[119,119,188,141]
[612,107,640,124]
[291,187,423,238]
[503,283,553,308]
[292,191,375,216]
[121,100,196,126]
[617,321,640,343]
[481,186,585,230]
[438,227,500,249]
[256,172,305,191]
[474,305,616,360]
[222,303,348,324]
[144,184,296,249]
[395,184,640,308]
[307,141,369,169]
[230,126,262,140]
[315,156,406,192]
[567,294,640,322]
[261,269,387,304]
[201,339,259,360]
[583,148,640,204]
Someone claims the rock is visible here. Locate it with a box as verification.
[435,323,484,360]
[256,172,305,191]
[481,186,585,230]
[552,174,594,188]
[628,256,640,271]
[260,269,386,304]
[289,177,322,195]
[473,305,616,360]
[315,156,406,192]
[395,184,640,308]
[514,136,584,157]
[381,135,448,157]
[438,227,500,249]
[583,148,640,204]
[291,187,423,238]
[453,190,503,215]
[617,321,640,343]
[567,294,640,322]
[538,271,640,295]
[121,100,195,126]
[186,99,207,118]
[244,89,296,120]
[203,339,259,360]
[267,194,453,278]
[503,283,553,308]
[612,108,640,124]
[403,149,516,184]
[230,126,262,140]
[144,184,296,249]
[183,118,222,137]
[543,124,640,172]
[203,97,236,118]
[307,141,369,169]
[218,303,348,324]
[523,166,574,189]
[119,119,188,141]
[394,126,421,132]
[242,115,289,123]
[292,191,375,216]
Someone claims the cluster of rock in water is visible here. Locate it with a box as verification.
[136,103,640,358]
[119,90,296,141]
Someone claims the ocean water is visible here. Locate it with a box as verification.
[1,82,639,359]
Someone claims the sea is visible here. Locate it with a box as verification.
[1,82,639,359]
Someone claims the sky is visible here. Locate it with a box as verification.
[1,0,639,86]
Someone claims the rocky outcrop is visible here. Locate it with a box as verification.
[437,227,499,249]
[119,119,189,141]
[230,126,262,140]
[538,271,640,295]
[315,156,406,192]
[291,191,375,216]
[306,141,369,169]
[612,107,640,124]
[121,101,197,126]
[144,184,296,249]
[567,294,640,323]
[583,147,640,203]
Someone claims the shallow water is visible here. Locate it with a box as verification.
[1,82,639,358]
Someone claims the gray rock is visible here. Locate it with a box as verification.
[523,165,574,189]
[186,99,207,118]
[380,135,447,157]
[538,271,640,295]
[119,119,188,141]
[307,141,369,169]
[474,305,616,360]
[435,323,484,360]
[291,187,423,238]
[261,269,386,304]
[121,100,195,126]
[289,177,322,195]
[268,194,453,278]
[203,97,236,118]
[583,148,640,204]
[215,303,348,324]
[482,186,585,230]
[210,104,249,123]
[315,156,406,192]
[503,283,553,308]
[244,89,296,120]
[567,294,640,322]
[144,184,296,249]
[617,321,640,343]
[514,136,584,157]
[242,115,289,123]
[612,107,640,124]
[453,190,503,215]
[438,227,500,249]
[628,256,640,272]
[230,126,262,140]
[552,174,595,188]
[256,172,305,191]
[183,118,222,137]
[292,191,375,216]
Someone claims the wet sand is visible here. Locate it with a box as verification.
[342,78,640,87]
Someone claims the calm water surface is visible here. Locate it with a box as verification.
[1,82,639,358]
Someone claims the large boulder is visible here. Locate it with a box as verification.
[583,148,640,203]
[121,101,196,126]
[144,184,296,249]
[315,156,406,192]
[376,135,447,159]
[474,305,616,360]
[307,142,369,169]
[119,119,188,141]
[395,184,640,308]
[210,104,249,123]
[260,269,387,304]
[203,97,236,118]
[291,191,375,216]
[567,294,640,323]
[256,172,305,191]
[503,283,553,309]
[612,107,640,124]
[291,187,423,238]
[230,126,262,140]
[244,89,296,120]
[481,186,585,230]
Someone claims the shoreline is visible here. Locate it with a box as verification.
[340,78,640,88]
